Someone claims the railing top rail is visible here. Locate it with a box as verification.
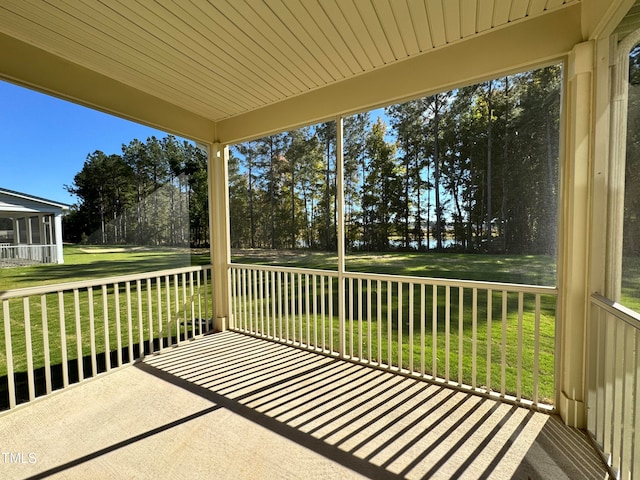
[229,263,558,295]
[0,264,212,300]
[591,293,640,329]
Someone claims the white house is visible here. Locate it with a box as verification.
[0,188,69,265]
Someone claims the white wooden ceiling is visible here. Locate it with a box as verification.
[0,0,579,127]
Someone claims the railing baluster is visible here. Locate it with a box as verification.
[298,273,304,345]
[58,291,68,387]
[501,290,507,397]
[269,271,275,339]
[88,287,97,377]
[258,269,264,336]
[367,278,372,363]
[472,288,477,389]
[348,277,354,358]
[157,278,163,352]
[277,271,283,340]
[114,283,122,367]
[420,284,425,376]
[165,275,171,348]
[358,278,363,361]
[189,272,195,338]
[195,272,201,335]
[486,288,492,393]
[445,285,450,382]
[432,284,438,378]
[73,289,83,381]
[321,275,326,351]
[125,282,134,362]
[398,282,403,370]
[387,280,392,369]
[284,272,290,342]
[458,287,464,387]
[313,274,318,350]
[3,299,15,409]
[174,274,181,345]
[329,277,334,354]
[147,278,153,354]
[136,280,144,357]
[533,294,540,404]
[634,328,640,478]
[408,281,414,373]
[23,297,35,401]
[102,285,111,371]
[377,280,382,366]
[305,273,310,348]
[622,323,634,476]
[41,295,52,394]
[517,291,524,401]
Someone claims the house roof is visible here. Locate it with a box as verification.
[0,188,70,216]
[0,1,634,145]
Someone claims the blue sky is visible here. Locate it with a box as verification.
[0,80,171,205]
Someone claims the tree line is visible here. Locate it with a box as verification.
[64,136,209,247]
[64,65,561,255]
[230,65,561,255]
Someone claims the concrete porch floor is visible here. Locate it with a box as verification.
[1,331,607,480]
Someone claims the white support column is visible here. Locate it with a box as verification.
[557,41,595,428]
[336,116,346,357]
[207,143,231,331]
[54,213,64,264]
[12,218,18,244]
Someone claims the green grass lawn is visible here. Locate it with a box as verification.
[0,245,210,292]
[1,245,611,408]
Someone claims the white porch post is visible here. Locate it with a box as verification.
[54,213,64,264]
[557,40,594,428]
[336,116,346,357]
[207,142,231,331]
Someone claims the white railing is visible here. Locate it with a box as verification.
[230,264,558,410]
[0,265,213,410]
[0,244,57,264]
[588,294,640,480]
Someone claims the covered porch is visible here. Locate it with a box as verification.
[0,188,68,267]
[0,331,606,480]
[1,1,639,479]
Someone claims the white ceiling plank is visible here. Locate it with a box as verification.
[100,0,255,111]
[0,4,230,119]
[367,0,403,62]
[407,0,433,51]
[212,0,316,92]
[547,0,567,8]
[493,0,512,26]
[510,0,531,20]
[301,1,363,75]
[461,0,478,37]
[388,0,420,56]
[316,0,374,71]
[336,0,385,67]
[477,0,496,31]
[185,1,300,97]
[266,0,350,79]
[265,0,343,82]
[426,0,447,46]
[248,0,335,84]
[529,0,549,15]
[443,0,462,43]
[169,1,294,101]
[8,0,240,117]
[144,1,281,105]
